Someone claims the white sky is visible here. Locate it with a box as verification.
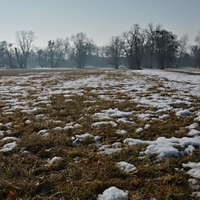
[0,0,200,47]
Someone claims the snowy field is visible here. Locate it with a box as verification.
[0,68,200,199]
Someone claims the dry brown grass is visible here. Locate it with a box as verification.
[0,69,200,199]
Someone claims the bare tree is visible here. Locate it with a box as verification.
[190,45,199,68]
[0,41,16,68]
[70,32,95,68]
[195,31,200,45]
[194,31,200,67]
[15,30,36,69]
[154,29,179,69]
[145,23,162,68]
[122,24,145,69]
[105,36,124,69]
[176,34,188,68]
[48,38,69,68]
[35,47,49,68]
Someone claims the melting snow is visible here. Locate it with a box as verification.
[1,68,200,198]
[116,161,137,173]
[98,186,128,200]
[0,141,17,152]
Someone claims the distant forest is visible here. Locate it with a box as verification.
[0,23,200,69]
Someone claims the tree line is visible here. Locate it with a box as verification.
[0,23,200,69]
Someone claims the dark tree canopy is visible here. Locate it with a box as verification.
[70,32,95,68]
[122,24,145,69]
[105,36,124,69]
[154,29,179,69]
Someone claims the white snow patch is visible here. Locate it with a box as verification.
[183,162,200,178]
[116,161,137,173]
[116,130,127,135]
[188,129,200,137]
[176,109,193,117]
[144,124,151,129]
[91,121,117,127]
[159,114,170,120]
[46,156,63,166]
[124,138,143,146]
[99,145,121,154]
[135,128,143,133]
[0,141,17,152]
[112,142,122,148]
[36,114,45,119]
[25,119,32,124]
[98,186,128,200]
[116,118,135,126]
[1,137,18,141]
[72,133,94,145]
[0,131,4,136]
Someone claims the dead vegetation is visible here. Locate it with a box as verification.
[0,69,200,199]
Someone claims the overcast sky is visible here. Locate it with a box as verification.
[0,0,199,47]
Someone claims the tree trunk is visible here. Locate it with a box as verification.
[15,48,23,69]
[114,58,118,69]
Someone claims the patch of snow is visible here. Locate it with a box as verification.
[192,191,200,197]
[98,145,121,154]
[53,127,63,131]
[36,114,45,119]
[188,129,200,137]
[187,123,198,129]
[176,109,193,117]
[137,113,152,121]
[116,118,135,126]
[5,122,12,127]
[63,123,83,130]
[46,156,63,166]
[91,121,117,127]
[116,130,127,135]
[194,115,200,122]
[72,133,94,146]
[183,162,200,178]
[159,114,170,120]
[116,161,137,173]
[188,178,200,189]
[74,123,83,128]
[1,137,18,141]
[112,142,122,148]
[143,136,200,161]
[144,124,151,129]
[98,186,128,200]
[25,119,32,124]
[135,128,143,133]
[0,141,17,152]
[38,129,47,134]
[124,138,143,146]
[21,108,38,114]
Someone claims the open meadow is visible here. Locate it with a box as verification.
[0,68,200,199]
